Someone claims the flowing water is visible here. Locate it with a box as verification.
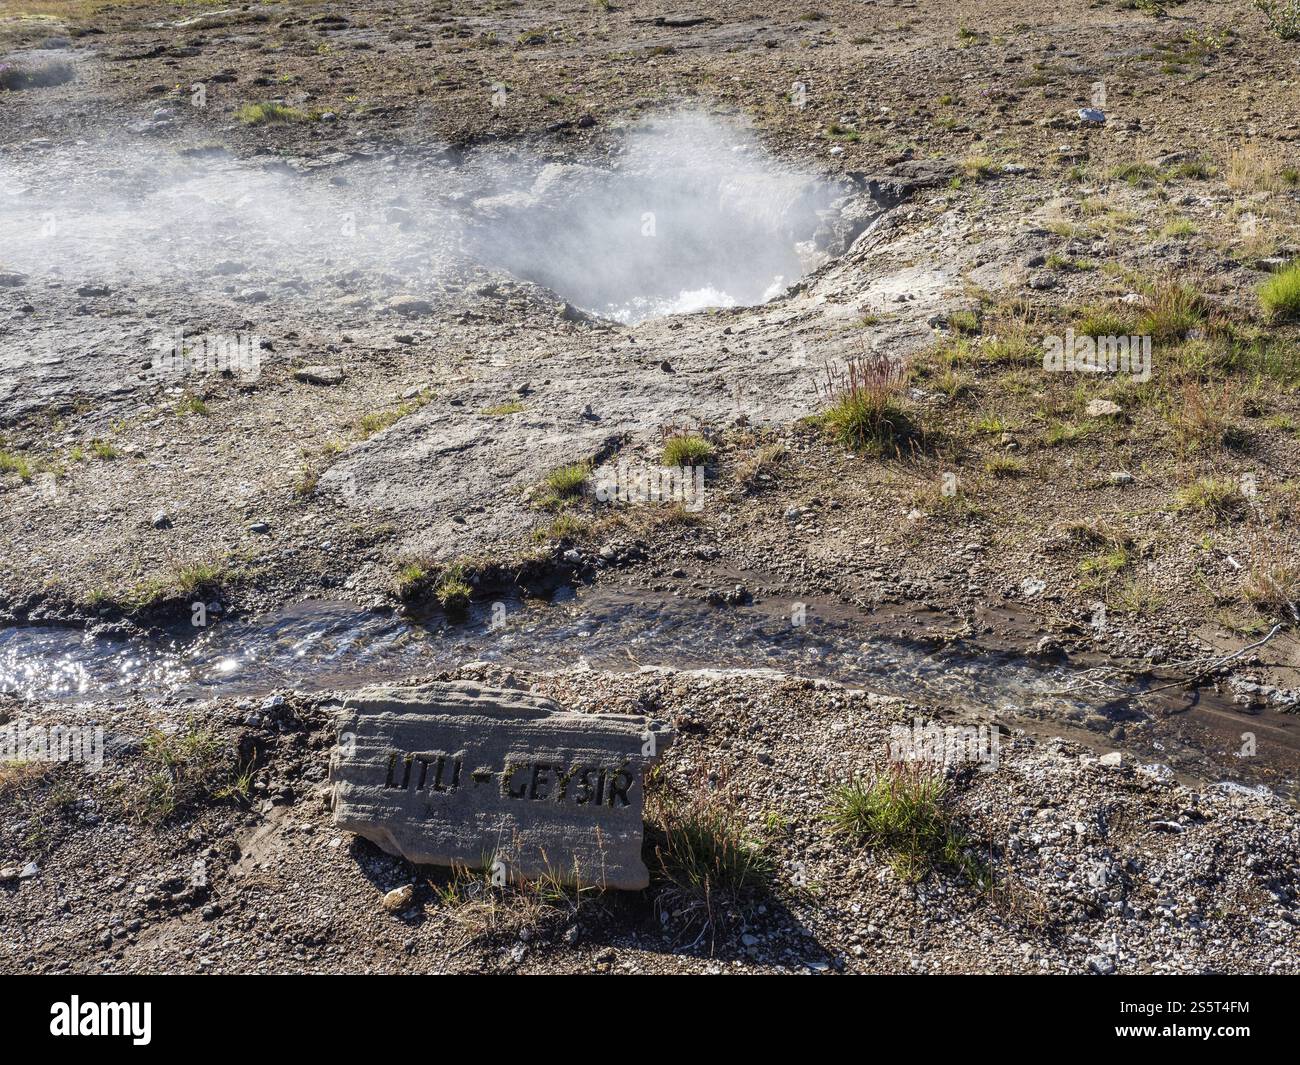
[2,584,1295,799]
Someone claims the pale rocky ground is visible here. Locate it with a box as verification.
[1,0,1299,973]
[1,666,1297,975]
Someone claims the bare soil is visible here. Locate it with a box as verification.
[1,0,1298,974]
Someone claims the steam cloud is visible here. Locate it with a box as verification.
[0,110,841,324]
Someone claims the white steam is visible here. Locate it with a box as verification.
[0,111,842,324]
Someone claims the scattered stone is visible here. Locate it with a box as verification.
[330,681,672,889]
[1108,471,1134,486]
[656,14,709,28]
[381,885,414,913]
[151,510,172,529]
[388,296,434,316]
[294,365,345,386]
[248,522,270,535]
[1098,752,1124,768]
[1086,399,1121,418]
[1078,108,1106,125]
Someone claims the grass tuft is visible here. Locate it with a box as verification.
[133,725,239,823]
[817,350,914,455]
[645,775,772,944]
[236,101,309,125]
[1244,556,1300,621]
[1258,261,1300,322]
[1136,278,1205,340]
[0,449,34,482]
[960,154,998,180]
[542,462,589,502]
[825,763,989,886]
[1176,477,1246,522]
[985,455,1025,478]
[661,434,713,467]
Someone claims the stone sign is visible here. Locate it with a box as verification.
[329,681,672,890]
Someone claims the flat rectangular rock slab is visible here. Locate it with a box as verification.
[329,681,672,890]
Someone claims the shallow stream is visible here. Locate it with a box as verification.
[2,585,1294,799]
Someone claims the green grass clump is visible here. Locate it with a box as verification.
[89,440,119,461]
[434,566,473,612]
[1045,253,1093,272]
[984,455,1025,478]
[972,412,1012,434]
[1075,306,1136,337]
[480,400,524,416]
[394,563,428,599]
[132,723,253,823]
[121,561,228,612]
[825,764,989,886]
[394,560,474,611]
[543,462,589,501]
[356,396,427,438]
[1176,477,1246,521]
[1111,162,1159,186]
[646,782,771,896]
[661,434,714,467]
[818,353,914,456]
[1043,421,1095,447]
[960,155,998,180]
[1166,158,1215,180]
[236,101,309,125]
[1080,546,1131,578]
[532,512,589,543]
[172,562,226,597]
[1258,261,1300,322]
[1160,218,1197,239]
[1136,279,1205,340]
[0,449,33,481]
